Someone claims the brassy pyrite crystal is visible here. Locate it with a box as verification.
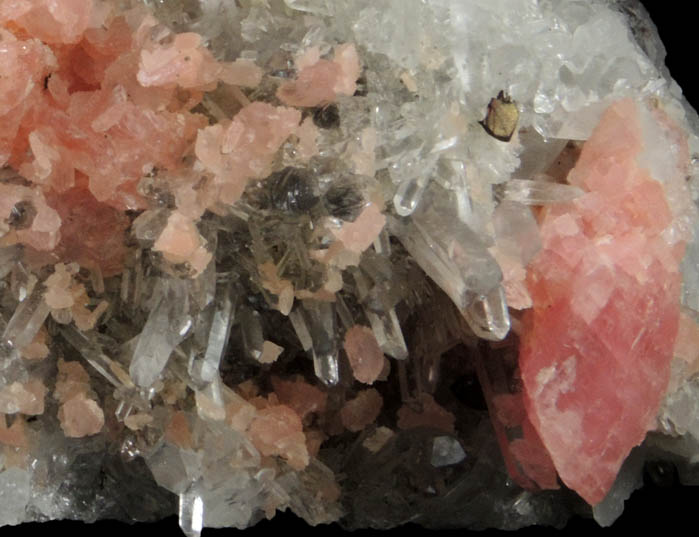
[0,0,698,533]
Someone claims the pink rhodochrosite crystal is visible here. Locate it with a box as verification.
[276,43,360,107]
[519,98,689,505]
[248,404,309,470]
[0,0,94,45]
[195,101,302,205]
[344,325,385,384]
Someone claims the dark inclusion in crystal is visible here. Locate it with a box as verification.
[324,179,365,221]
[268,167,318,213]
[354,74,368,96]
[312,104,341,129]
[7,200,37,230]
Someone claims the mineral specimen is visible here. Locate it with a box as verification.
[0,0,698,534]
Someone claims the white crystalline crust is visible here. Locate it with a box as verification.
[0,0,697,533]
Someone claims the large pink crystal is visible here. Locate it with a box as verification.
[519,99,688,505]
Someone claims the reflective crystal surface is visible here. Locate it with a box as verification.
[0,0,697,534]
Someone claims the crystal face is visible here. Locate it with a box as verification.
[0,0,698,534]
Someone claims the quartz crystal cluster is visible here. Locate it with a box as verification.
[0,0,698,533]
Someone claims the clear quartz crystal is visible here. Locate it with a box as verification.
[198,289,235,383]
[492,201,542,264]
[0,468,31,526]
[496,178,585,205]
[132,209,169,243]
[283,0,332,16]
[300,300,339,386]
[195,376,226,421]
[147,442,191,494]
[462,285,511,341]
[0,0,696,532]
[179,490,205,537]
[240,307,265,362]
[61,325,134,389]
[187,280,234,387]
[289,308,313,351]
[2,285,50,349]
[129,278,193,387]
[390,208,502,313]
[366,307,408,360]
[393,175,429,216]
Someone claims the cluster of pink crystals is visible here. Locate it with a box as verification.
[519,99,689,505]
[54,358,105,438]
[0,0,362,277]
[1,1,209,270]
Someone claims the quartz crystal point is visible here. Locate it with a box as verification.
[389,202,502,313]
[3,285,51,350]
[129,278,193,388]
[298,300,340,386]
[0,0,697,533]
[495,179,585,205]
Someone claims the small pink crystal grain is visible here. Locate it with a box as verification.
[153,211,212,276]
[58,393,105,438]
[332,202,386,254]
[397,393,455,434]
[519,99,689,505]
[54,359,105,438]
[195,102,301,205]
[276,44,360,108]
[344,325,385,385]
[0,379,47,415]
[138,32,262,90]
[248,404,309,470]
[340,388,383,433]
[271,375,327,421]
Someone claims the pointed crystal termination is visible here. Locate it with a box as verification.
[2,285,50,349]
[389,202,502,313]
[495,178,585,205]
[195,376,226,421]
[289,308,313,351]
[187,278,234,387]
[299,300,339,386]
[393,175,429,217]
[463,285,511,341]
[179,490,204,537]
[199,288,235,383]
[130,278,193,388]
[365,307,408,360]
[283,0,333,16]
[240,306,265,362]
[60,325,133,389]
[0,0,697,531]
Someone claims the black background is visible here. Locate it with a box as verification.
[4,1,699,536]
